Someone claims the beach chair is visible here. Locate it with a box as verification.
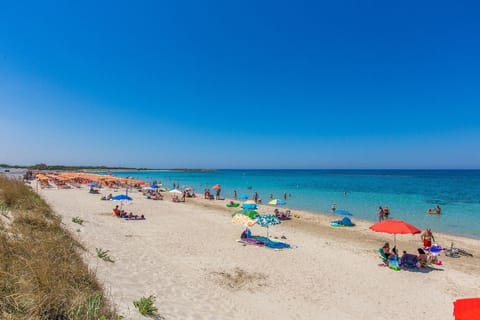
[378,248,388,264]
[400,253,419,269]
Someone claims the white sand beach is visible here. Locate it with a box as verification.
[36,185,480,320]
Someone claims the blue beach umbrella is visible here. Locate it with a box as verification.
[111,194,132,210]
[112,194,132,201]
[255,214,281,237]
[336,209,353,216]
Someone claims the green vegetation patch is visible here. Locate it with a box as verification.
[0,176,119,319]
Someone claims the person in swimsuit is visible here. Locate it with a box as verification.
[421,228,435,248]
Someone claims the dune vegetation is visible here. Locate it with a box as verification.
[0,176,119,319]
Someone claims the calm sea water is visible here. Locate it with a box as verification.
[101,170,480,239]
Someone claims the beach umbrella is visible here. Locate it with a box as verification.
[255,214,281,237]
[242,203,257,210]
[268,199,286,206]
[231,214,256,227]
[453,297,480,320]
[237,194,249,200]
[369,219,421,248]
[111,194,132,201]
[233,209,258,219]
[336,209,353,216]
[212,184,221,190]
[111,194,132,210]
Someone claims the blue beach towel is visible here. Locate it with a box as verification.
[251,236,291,249]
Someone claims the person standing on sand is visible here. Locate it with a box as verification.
[378,206,385,222]
[233,190,237,200]
[253,192,258,203]
[421,228,435,248]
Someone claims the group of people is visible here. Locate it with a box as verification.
[379,227,440,268]
[112,205,145,220]
[427,205,442,214]
[377,206,390,222]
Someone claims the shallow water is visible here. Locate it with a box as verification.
[101,170,480,239]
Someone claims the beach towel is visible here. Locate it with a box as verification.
[237,238,265,246]
[251,236,291,249]
[123,217,146,221]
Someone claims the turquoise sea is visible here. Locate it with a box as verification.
[101,170,480,239]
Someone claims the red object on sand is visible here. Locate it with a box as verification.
[212,184,221,190]
[453,298,480,320]
[369,220,421,235]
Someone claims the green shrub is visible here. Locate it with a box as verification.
[96,248,115,263]
[72,216,84,225]
[133,295,158,316]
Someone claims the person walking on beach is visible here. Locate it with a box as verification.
[378,206,385,222]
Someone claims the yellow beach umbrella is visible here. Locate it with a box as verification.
[231,214,256,227]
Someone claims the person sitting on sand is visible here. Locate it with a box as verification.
[381,242,396,260]
[417,248,430,267]
[113,205,120,217]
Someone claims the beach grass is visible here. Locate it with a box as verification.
[133,295,158,317]
[0,177,118,319]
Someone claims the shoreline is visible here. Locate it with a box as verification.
[35,184,480,319]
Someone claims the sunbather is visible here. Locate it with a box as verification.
[379,242,397,263]
[417,248,430,267]
[113,205,120,217]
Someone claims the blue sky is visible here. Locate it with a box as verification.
[1,0,479,169]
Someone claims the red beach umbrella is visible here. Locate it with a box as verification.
[369,219,421,248]
[453,298,480,320]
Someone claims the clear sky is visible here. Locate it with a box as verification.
[1,1,479,169]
